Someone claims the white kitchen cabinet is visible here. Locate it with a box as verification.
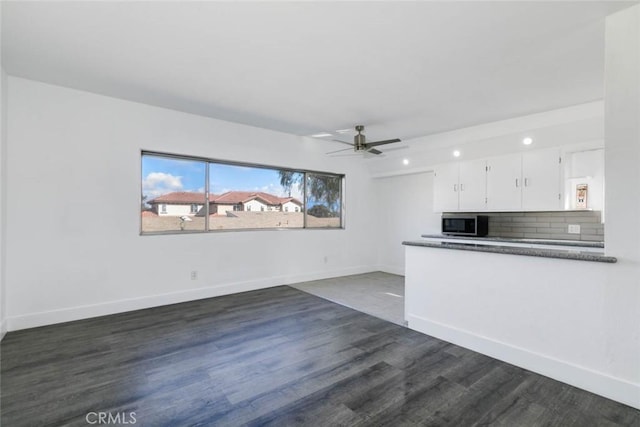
[522,148,562,211]
[433,162,460,212]
[485,148,562,211]
[486,154,522,210]
[433,160,487,212]
[434,148,561,212]
[459,159,488,211]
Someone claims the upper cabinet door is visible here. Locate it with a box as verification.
[433,163,459,212]
[486,153,522,211]
[459,159,487,211]
[522,148,562,211]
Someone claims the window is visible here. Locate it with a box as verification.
[141,154,206,233]
[141,152,344,234]
[306,173,342,228]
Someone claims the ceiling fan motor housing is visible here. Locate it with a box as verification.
[354,125,366,151]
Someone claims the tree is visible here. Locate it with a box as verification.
[307,204,332,218]
[306,175,341,214]
[277,170,341,214]
[278,170,301,197]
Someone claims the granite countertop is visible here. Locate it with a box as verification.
[421,234,604,248]
[403,240,617,263]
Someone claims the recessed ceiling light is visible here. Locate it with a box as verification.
[453,150,461,157]
[403,158,410,165]
[523,137,533,145]
[310,132,333,138]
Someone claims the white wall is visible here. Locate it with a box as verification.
[0,0,6,339]
[244,199,267,212]
[563,149,604,211]
[0,68,5,340]
[602,3,640,405]
[4,77,379,330]
[158,203,201,217]
[375,172,440,275]
[282,201,300,212]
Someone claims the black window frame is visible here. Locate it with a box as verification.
[140,150,345,235]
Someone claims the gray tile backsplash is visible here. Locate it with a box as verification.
[445,211,604,242]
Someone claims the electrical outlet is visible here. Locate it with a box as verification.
[568,224,581,234]
[190,270,198,280]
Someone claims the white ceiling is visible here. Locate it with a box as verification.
[1,1,636,144]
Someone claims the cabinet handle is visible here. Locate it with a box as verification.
[524,178,529,187]
[454,184,458,192]
[460,184,465,191]
[515,178,519,188]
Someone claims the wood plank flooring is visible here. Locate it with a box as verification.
[1,285,639,426]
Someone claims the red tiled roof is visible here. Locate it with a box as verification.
[213,191,302,206]
[148,192,206,204]
[149,191,302,206]
[213,191,278,205]
[141,210,158,217]
[280,197,303,206]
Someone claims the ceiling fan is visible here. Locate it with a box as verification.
[326,125,402,156]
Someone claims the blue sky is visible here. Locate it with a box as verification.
[142,155,303,200]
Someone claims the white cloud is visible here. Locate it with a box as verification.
[257,182,303,200]
[142,172,183,198]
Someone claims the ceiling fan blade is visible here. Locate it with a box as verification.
[326,147,353,155]
[367,148,383,155]
[366,138,402,148]
[379,146,408,153]
[332,139,354,147]
[329,152,361,157]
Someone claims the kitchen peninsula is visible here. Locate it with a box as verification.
[401,236,630,409]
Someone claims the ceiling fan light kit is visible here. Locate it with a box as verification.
[326,125,401,157]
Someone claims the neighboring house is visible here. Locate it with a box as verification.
[147,191,302,216]
[211,191,302,214]
[281,198,302,213]
[146,192,206,216]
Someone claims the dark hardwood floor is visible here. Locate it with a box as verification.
[1,285,639,426]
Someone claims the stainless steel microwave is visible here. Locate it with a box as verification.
[442,215,489,237]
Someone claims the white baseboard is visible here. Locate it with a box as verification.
[407,314,640,410]
[7,265,378,332]
[377,264,405,276]
[0,319,5,342]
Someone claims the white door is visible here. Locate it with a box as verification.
[433,163,459,212]
[522,149,562,211]
[459,159,487,211]
[486,153,522,211]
